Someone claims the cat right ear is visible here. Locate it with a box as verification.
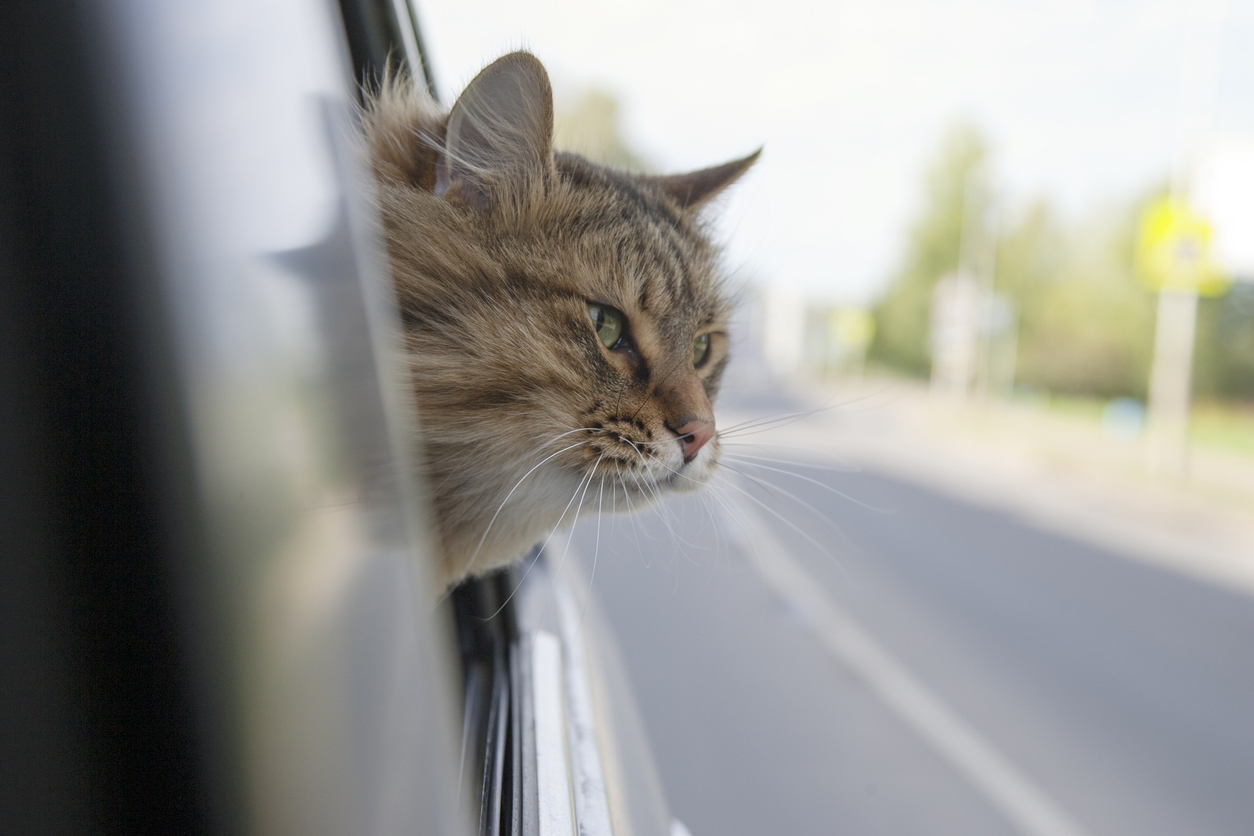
[437,52,555,211]
[654,149,761,212]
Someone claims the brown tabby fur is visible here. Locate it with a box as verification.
[362,53,757,589]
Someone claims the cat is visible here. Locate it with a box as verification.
[362,52,758,590]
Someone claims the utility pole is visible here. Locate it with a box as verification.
[1144,0,1227,478]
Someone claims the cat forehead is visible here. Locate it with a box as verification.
[542,154,730,325]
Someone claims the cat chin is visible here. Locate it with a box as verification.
[665,468,713,494]
[658,454,718,494]
[434,456,720,589]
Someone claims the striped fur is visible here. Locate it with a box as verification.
[363,53,757,589]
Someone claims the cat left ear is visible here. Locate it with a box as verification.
[654,149,761,212]
[437,52,555,210]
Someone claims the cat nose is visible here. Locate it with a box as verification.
[672,419,715,463]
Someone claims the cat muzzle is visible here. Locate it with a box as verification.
[673,419,715,464]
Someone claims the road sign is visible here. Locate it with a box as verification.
[1135,198,1228,296]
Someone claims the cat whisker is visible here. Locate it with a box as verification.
[461,438,592,577]
[718,444,863,473]
[610,464,619,516]
[550,454,604,581]
[577,474,610,630]
[477,545,546,623]
[697,491,724,563]
[722,456,893,515]
[715,383,902,438]
[715,476,844,568]
[715,405,840,437]
[536,427,607,449]
[714,465,865,572]
[628,459,670,523]
[704,481,754,552]
[368,56,762,590]
[623,465,669,546]
[480,455,602,621]
[630,445,844,566]
[717,461,852,540]
[628,352,691,423]
[631,448,718,561]
[621,445,694,560]
[697,476,778,575]
[705,480,789,579]
[613,464,652,569]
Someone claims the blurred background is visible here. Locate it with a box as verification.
[418,2,1254,834]
[420,0,1254,504]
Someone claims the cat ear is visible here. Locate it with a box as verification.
[437,52,555,210]
[654,149,761,211]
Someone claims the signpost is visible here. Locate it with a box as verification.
[930,272,982,402]
[1136,199,1227,476]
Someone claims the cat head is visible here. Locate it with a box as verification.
[365,52,758,588]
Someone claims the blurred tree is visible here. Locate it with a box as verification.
[553,89,648,171]
[1004,201,1156,399]
[992,199,1065,300]
[1194,284,1254,399]
[872,125,1254,404]
[869,123,992,376]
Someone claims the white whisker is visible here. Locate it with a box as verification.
[461,437,591,577]
[551,453,604,581]
[720,445,862,473]
[718,477,845,570]
[480,456,602,620]
[578,474,609,630]
[717,464,864,567]
[724,456,893,514]
[715,384,901,438]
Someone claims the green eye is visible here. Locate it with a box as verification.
[693,333,711,367]
[588,304,624,348]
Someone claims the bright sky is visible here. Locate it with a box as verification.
[415,0,1254,303]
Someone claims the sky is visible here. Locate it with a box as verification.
[414,0,1254,303]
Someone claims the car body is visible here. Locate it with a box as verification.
[0,1,676,833]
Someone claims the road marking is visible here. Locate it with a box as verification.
[724,494,1094,836]
[533,631,577,836]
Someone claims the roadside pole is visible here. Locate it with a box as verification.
[1137,199,1226,478]
[1146,288,1199,475]
[1143,0,1227,478]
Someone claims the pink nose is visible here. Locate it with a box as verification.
[673,419,716,463]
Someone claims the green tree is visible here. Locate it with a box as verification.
[1194,284,1254,399]
[1003,201,1155,398]
[874,123,1253,403]
[870,123,992,375]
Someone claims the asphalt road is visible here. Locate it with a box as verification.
[567,452,1254,835]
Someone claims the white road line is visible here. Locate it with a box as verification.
[724,494,1094,836]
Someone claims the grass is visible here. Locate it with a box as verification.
[1191,403,1254,458]
[1007,391,1254,460]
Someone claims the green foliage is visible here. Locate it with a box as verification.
[1003,202,1156,399]
[870,124,991,375]
[1194,285,1254,399]
[869,124,1254,402]
[996,197,1253,401]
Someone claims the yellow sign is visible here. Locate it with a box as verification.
[830,308,875,348]
[1135,198,1228,296]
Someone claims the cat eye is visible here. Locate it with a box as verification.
[588,304,624,349]
[693,333,711,368]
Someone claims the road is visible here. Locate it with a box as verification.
[566,432,1254,835]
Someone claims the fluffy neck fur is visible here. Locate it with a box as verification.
[363,53,757,589]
